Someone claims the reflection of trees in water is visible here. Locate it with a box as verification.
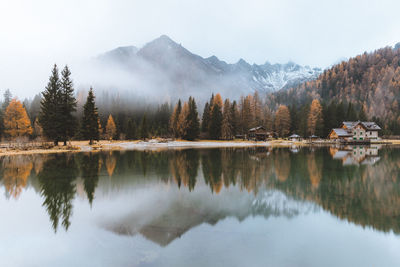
[2,155,33,199]
[169,149,199,191]
[77,153,101,206]
[37,154,78,232]
[2,147,400,235]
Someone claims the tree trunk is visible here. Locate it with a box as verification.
[63,140,67,146]
[54,140,58,146]
[89,139,93,145]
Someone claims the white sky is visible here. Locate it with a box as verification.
[1,0,400,98]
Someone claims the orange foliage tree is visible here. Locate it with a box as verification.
[105,114,117,140]
[4,99,33,138]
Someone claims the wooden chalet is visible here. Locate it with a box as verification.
[248,126,269,141]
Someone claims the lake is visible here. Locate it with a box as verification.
[0,146,400,267]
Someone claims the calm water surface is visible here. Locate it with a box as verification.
[0,146,400,267]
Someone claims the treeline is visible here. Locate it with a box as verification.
[269,44,400,134]
[0,65,173,143]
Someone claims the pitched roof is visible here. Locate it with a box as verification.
[361,122,381,130]
[249,126,266,131]
[342,121,381,131]
[332,128,353,137]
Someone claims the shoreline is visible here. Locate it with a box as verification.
[0,139,397,157]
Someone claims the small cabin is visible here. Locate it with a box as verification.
[289,134,300,142]
[248,126,268,141]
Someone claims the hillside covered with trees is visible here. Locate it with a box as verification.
[268,44,400,135]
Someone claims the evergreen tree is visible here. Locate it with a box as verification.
[346,102,357,121]
[185,97,200,140]
[2,89,12,110]
[359,107,368,121]
[140,114,148,140]
[209,93,223,139]
[230,100,240,136]
[39,64,62,145]
[221,99,233,140]
[60,65,77,145]
[81,88,99,145]
[201,102,210,133]
[126,118,137,140]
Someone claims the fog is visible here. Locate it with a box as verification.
[1,0,400,99]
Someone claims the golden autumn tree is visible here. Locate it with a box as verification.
[105,114,117,140]
[274,105,291,137]
[307,99,324,136]
[4,98,33,138]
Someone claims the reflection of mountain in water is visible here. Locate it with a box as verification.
[102,187,316,247]
[0,146,399,239]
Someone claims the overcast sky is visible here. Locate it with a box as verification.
[1,0,400,98]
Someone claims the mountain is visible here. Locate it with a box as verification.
[269,44,400,129]
[92,35,321,101]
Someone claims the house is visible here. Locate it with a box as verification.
[341,121,381,140]
[248,126,269,141]
[328,128,353,141]
[289,134,300,141]
[328,121,381,141]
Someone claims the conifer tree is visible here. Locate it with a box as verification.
[2,89,12,110]
[126,118,137,140]
[209,93,223,139]
[230,100,239,137]
[81,88,99,145]
[274,105,291,137]
[170,100,181,138]
[221,99,233,140]
[4,99,32,138]
[39,64,62,145]
[307,99,324,136]
[185,97,200,140]
[105,114,117,140]
[60,66,77,145]
[140,114,148,140]
[202,94,214,135]
[177,102,189,138]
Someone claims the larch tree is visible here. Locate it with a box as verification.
[209,93,223,139]
[274,105,291,137]
[81,88,100,145]
[177,102,189,138]
[60,65,77,145]
[4,99,33,138]
[170,99,181,138]
[105,114,117,140]
[307,99,324,136]
[39,64,62,145]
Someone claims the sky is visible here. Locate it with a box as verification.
[1,0,400,98]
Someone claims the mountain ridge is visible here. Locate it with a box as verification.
[93,35,322,101]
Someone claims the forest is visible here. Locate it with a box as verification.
[2,44,400,144]
[268,44,400,135]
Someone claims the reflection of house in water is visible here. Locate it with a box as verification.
[329,145,381,166]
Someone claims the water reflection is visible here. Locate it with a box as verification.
[0,145,399,239]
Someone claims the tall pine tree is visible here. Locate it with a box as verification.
[60,65,77,145]
[81,88,99,145]
[39,64,62,145]
[184,97,200,140]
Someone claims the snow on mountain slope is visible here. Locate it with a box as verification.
[92,35,322,101]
